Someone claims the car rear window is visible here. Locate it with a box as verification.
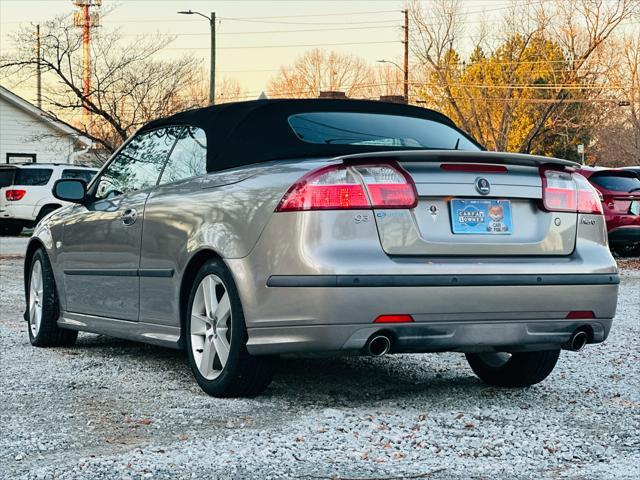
[288,112,481,151]
[61,169,97,183]
[0,169,16,187]
[590,174,640,192]
[13,168,53,186]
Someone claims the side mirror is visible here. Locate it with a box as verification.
[52,179,87,203]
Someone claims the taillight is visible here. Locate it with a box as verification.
[276,162,417,212]
[573,173,603,214]
[540,168,602,215]
[5,189,26,201]
[352,164,417,208]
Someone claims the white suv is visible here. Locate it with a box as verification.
[0,163,98,236]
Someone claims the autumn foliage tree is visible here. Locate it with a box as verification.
[410,0,638,161]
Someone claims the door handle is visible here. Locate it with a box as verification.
[121,208,138,226]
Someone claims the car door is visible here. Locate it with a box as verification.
[138,126,208,327]
[60,127,180,321]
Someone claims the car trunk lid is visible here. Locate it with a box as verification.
[339,150,581,256]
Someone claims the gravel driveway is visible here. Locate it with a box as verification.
[1,236,639,480]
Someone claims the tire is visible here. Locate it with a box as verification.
[612,243,640,257]
[27,248,78,347]
[465,350,560,388]
[0,222,23,236]
[185,258,274,397]
[35,206,59,226]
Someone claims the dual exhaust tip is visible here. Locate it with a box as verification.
[564,329,589,352]
[366,329,589,356]
[366,334,391,357]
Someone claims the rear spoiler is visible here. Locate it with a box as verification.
[336,150,580,169]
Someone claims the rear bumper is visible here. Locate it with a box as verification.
[247,318,613,355]
[608,226,640,245]
[244,275,619,355]
[0,204,37,222]
[229,210,619,356]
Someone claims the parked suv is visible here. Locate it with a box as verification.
[578,167,640,255]
[0,163,98,236]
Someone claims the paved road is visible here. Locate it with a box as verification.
[1,235,639,479]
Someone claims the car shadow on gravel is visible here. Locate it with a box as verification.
[267,355,492,403]
[68,334,550,406]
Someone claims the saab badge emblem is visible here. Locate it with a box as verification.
[475,177,491,195]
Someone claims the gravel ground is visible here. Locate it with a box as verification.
[1,236,639,480]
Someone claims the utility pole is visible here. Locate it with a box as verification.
[210,12,216,104]
[402,9,409,103]
[178,10,216,104]
[72,1,101,133]
[35,25,41,109]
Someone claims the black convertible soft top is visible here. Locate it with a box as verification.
[138,98,474,172]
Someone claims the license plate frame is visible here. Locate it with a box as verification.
[450,199,513,235]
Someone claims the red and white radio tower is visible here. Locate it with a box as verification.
[72,0,101,133]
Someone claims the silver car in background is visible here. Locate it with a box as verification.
[25,99,619,397]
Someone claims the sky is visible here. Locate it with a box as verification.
[1,0,636,105]
[0,0,520,103]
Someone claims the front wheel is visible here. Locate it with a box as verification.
[185,258,274,397]
[27,248,78,347]
[465,350,560,387]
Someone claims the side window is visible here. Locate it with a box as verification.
[159,127,207,185]
[14,168,53,186]
[61,169,97,183]
[94,128,180,200]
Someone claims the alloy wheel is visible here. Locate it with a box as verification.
[29,259,43,337]
[475,352,512,368]
[190,274,232,380]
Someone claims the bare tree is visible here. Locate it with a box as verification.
[592,33,640,166]
[267,48,379,98]
[1,15,202,152]
[410,0,638,157]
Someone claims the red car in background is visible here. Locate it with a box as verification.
[578,167,640,255]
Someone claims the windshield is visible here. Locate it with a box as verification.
[590,174,640,193]
[288,112,480,151]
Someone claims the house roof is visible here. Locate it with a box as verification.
[0,85,92,147]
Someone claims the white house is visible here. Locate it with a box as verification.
[0,85,92,164]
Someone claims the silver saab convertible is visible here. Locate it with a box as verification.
[25,99,619,397]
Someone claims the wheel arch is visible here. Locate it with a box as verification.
[178,248,224,348]
[36,203,63,221]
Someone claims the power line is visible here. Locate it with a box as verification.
[119,24,401,37]
[162,40,400,51]
[219,9,400,20]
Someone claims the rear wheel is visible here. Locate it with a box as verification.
[185,258,274,397]
[612,243,640,257]
[465,350,560,387]
[28,248,78,347]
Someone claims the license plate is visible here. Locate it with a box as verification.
[631,201,640,215]
[450,199,513,235]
